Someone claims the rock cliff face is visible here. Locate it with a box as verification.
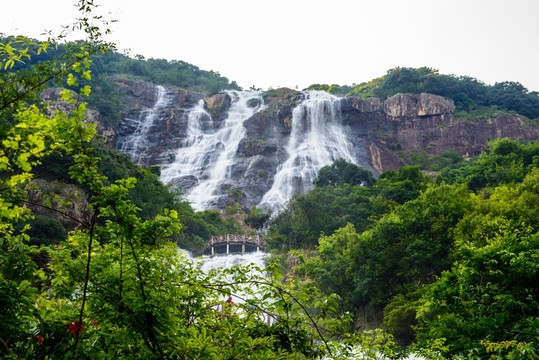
[107,79,539,211]
[341,92,538,173]
[112,77,205,166]
[28,179,91,233]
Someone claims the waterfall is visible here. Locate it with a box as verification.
[199,252,267,276]
[118,85,368,215]
[193,251,268,306]
[259,91,356,213]
[158,99,214,190]
[160,90,266,210]
[116,85,174,166]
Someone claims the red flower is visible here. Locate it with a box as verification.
[36,335,44,344]
[92,320,99,327]
[68,321,84,334]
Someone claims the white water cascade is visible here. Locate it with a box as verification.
[117,86,370,214]
[160,91,266,210]
[259,91,357,213]
[116,85,175,165]
[199,251,267,277]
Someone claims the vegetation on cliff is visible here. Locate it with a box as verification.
[310,67,539,123]
[0,3,398,359]
[0,33,241,128]
[267,139,539,358]
[2,2,538,358]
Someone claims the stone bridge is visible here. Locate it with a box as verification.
[203,234,265,255]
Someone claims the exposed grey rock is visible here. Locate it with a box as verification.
[418,93,456,116]
[169,175,199,192]
[28,179,90,233]
[246,98,261,108]
[112,78,204,166]
[96,79,539,212]
[383,93,419,117]
[341,97,383,113]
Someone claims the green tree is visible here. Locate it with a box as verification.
[347,66,539,119]
[294,183,473,344]
[245,206,271,230]
[440,138,539,191]
[267,184,375,250]
[372,165,431,205]
[314,159,376,188]
[415,169,539,358]
[1,5,376,359]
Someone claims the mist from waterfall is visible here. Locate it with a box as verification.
[160,90,266,210]
[259,91,356,213]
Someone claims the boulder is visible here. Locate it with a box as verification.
[204,93,231,118]
[383,93,419,117]
[417,93,455,116]
[169,175,199,192]
[28,179,91,233]
[383,93,456,118]
[349,97,383,113]
[246,98,261,108]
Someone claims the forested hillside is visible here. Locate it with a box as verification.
[1,12,360,359]
[1,6,538,358]
[0,35,246,253]
[267,139,539,357]
[0,34,241,129]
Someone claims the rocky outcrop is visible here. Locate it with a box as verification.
[382,93,455,118]
[342,92,538,172]
[112,77,205,165]
[417,93,456,116]
[40,88,117,143]
[28,179,91,233]
[204,93,231,120]
[100,79,539,211]
[112,76,159,108]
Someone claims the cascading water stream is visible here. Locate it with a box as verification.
[158,99,213,184]
[117,85,419,358]
[160,90,266,210]
[259,91,356,213]
[116,85,174,165]
[199,252,267,276]
[118,86,368,215]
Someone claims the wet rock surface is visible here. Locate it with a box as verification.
[98,79,539,210]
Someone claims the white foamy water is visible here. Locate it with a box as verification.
[118,86,370,214]
[160,90,266,210]
[116,85,175,166]
[197,251,269,309]
[259,91,356,213]
[199,251,267,275]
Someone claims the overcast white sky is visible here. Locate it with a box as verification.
[3,0,539,91]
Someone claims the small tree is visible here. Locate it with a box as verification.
[245,206,271,230]
[0,3,373,359]
[314,159,376,188]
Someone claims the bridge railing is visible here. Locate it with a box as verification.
[207,234,265,255]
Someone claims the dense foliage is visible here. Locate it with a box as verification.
[32,135,241,252]
[3,3,538,358]
[313,158,376,188]
[0,34,241,128]
[272,141,539,358]
[1,4,402,360]
[93,53,241,95]
[268,164,431,250]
